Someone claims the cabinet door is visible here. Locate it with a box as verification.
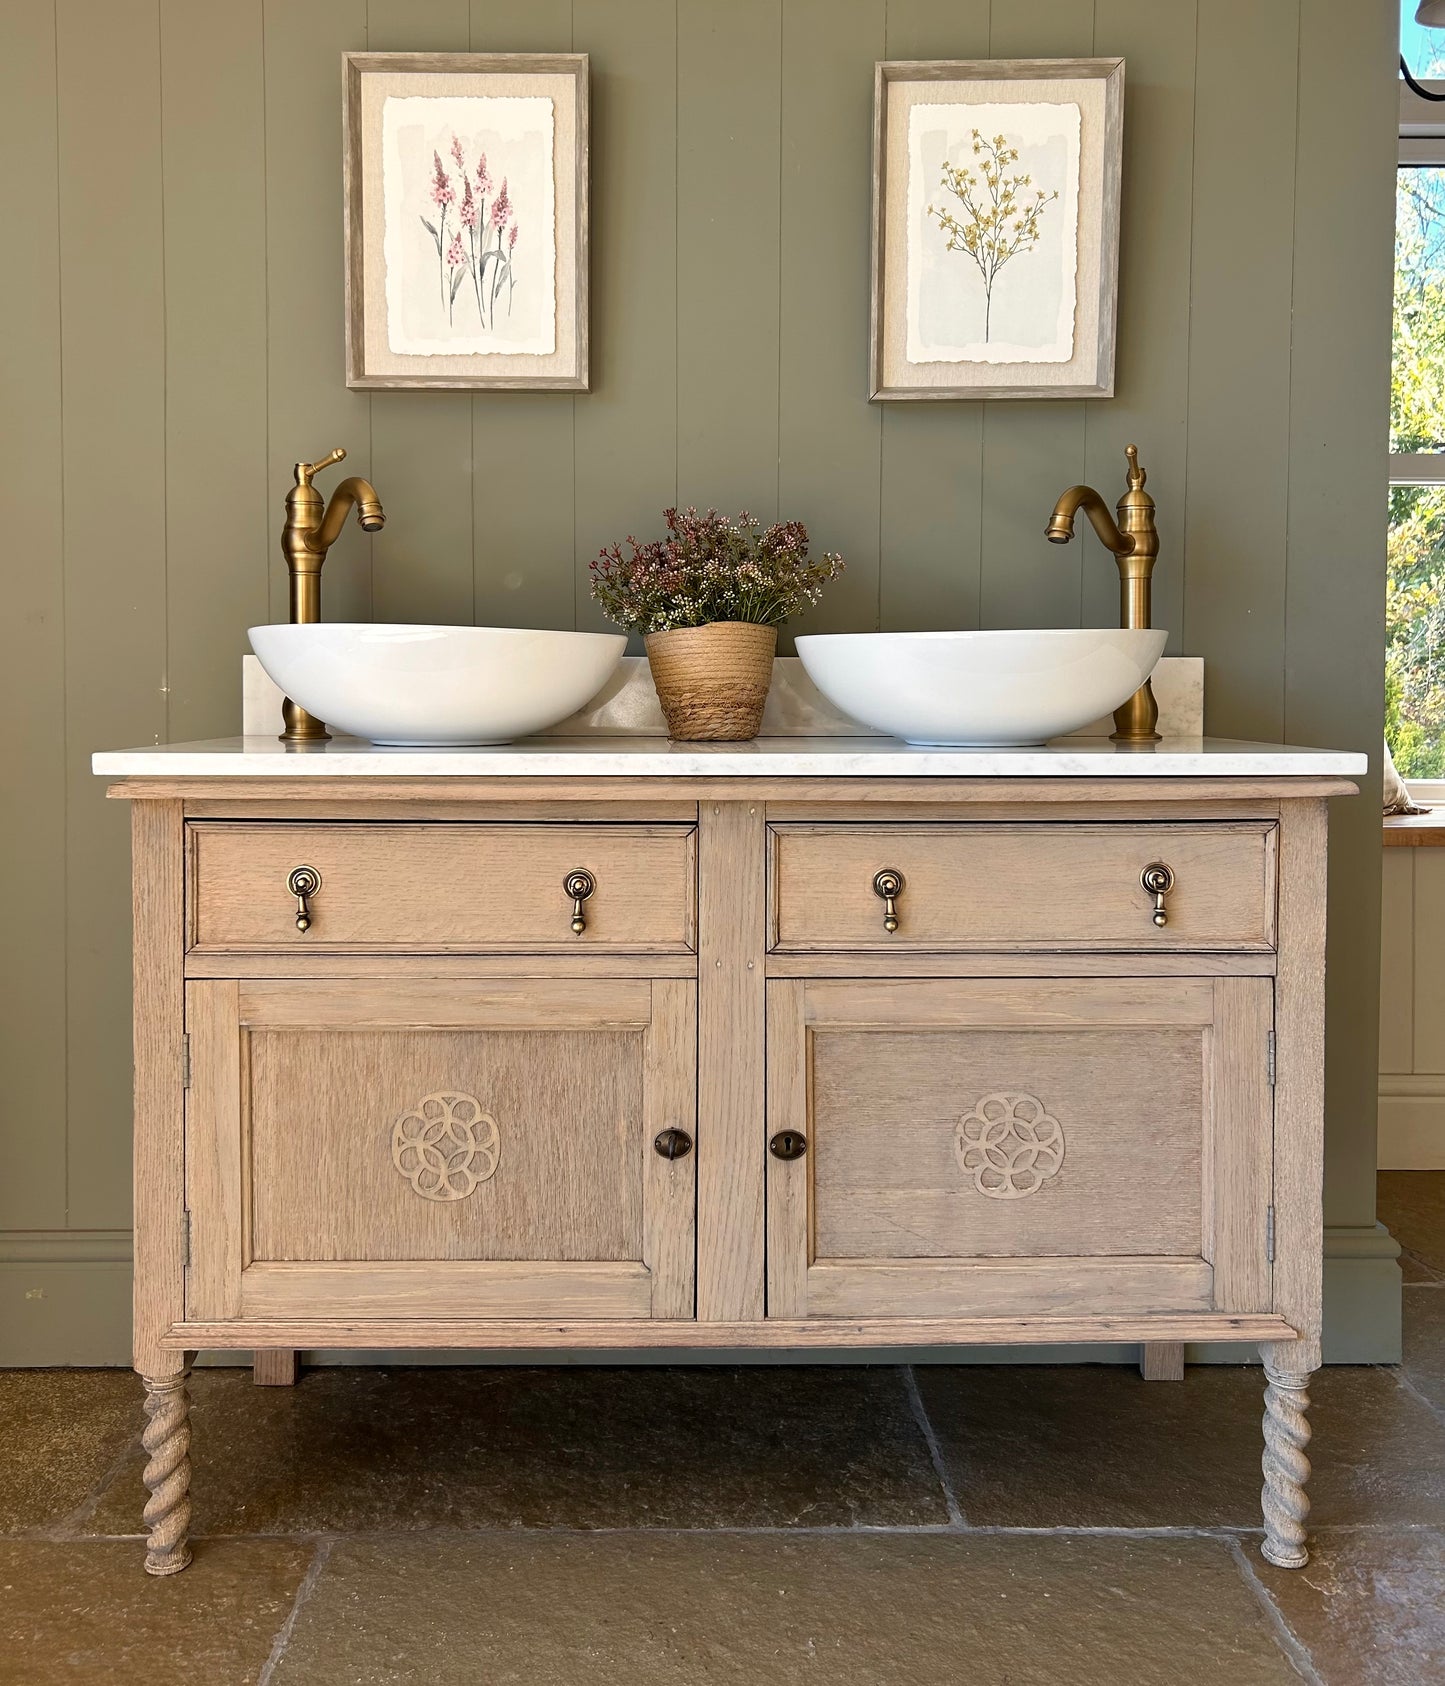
[185,978,695,1324]
[766,978,1272,1321]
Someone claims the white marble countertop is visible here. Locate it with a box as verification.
[93,735,1368,780]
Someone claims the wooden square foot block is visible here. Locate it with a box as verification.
[1139,1342,1186,1381]
[253,1349,298,1386]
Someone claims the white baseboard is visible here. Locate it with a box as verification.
[1379,1075,1445,1168]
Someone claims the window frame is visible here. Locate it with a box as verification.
[1392,87,1445,793]
[1396,81,1445,487]
[1397,81,1445,484]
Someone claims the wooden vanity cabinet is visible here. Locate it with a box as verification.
[115,779,1344,1579]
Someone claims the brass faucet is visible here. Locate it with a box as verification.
[1045,443,1161,743]
[279,448,385,742]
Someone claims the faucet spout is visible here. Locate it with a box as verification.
[313,477,386,554]
[1045,485,1134,558]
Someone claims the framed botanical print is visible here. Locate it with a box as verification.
[343,52,588,390]
[869,58,1123,401]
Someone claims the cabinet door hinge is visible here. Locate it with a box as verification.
[181,1033,192,1089]
[1265,1204,1276,1263]
[1266,1029,1276,1088]
[182,1209,192,1271]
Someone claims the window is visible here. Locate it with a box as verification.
[1391,24,1445,782]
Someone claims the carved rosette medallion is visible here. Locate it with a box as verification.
[956,1092,1065,1200]
[391,1092,500,1202]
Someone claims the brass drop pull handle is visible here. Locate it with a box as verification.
[769,1130,808,1161]
[564,869,596,935]
[1141,861,1175,928]
[654,1127,694,1160]
[287,865,322,933]
[873,868,905,935]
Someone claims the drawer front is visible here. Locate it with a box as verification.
[190,822,696,953]
[769,822,1276,952]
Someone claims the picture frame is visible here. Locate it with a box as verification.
[869,58,1124,402]
[343,51,589,391]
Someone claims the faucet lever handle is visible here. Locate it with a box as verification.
[1125,443,1145,490]
[294,447,347,487]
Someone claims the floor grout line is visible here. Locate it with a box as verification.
[257,1535,334,1686]
[38,1427,142,1542]
[1227,1536,1326,1686]
[26,1520,1445,1546]
[902,1365,967,1528]
[1389,1359,1445,1429]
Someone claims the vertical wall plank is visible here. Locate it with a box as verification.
[572,0,678,633]
[0,0,67,1228]
[1084,0,1196,644]
[368,0,474,627]
[57,0,168,1228]
[469,0,576,630]
[1182,0,1298,740]
[1378,851,1413,1075]
[162,0,268,738]
[1285,0,1395,1227]
[264,0,372,625]
[1414,854,1445,1074]
[677,0,782,519]
[778,0,884,644]
[878,0,989,633]
[977,0,1094,632]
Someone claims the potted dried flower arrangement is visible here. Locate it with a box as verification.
[589,507,844,741]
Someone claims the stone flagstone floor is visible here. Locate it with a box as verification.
[1,1172,1442,1685]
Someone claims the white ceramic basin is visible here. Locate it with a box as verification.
[794,628,1168,747]
[248,624,627,746]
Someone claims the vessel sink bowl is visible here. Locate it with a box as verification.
[795,628,1169,747]
[248,623,627,746]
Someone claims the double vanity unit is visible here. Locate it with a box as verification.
[94,725,1364,1578]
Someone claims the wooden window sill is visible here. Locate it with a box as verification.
[1383,810,1445,844]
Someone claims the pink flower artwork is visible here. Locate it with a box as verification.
[407,123,545,341]
[490,177,511,231]
[429,151,454,209]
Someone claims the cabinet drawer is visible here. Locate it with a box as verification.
[189,822,697,953]
[769,823,1276,952]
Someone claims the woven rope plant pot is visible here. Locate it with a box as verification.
[644,621,778,741]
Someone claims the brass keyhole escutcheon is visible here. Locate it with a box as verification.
[1141,861,1175,928]
[564,869,596,935]
[769,1130,808,1161]
[653,1127,694,1160]
[287,865,321,933]
[873,868,905,934]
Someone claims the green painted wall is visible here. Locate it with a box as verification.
[0,0,1400,1362]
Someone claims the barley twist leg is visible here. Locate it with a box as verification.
[1260,1363,1313,1569]
[141,1370,193,1576]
